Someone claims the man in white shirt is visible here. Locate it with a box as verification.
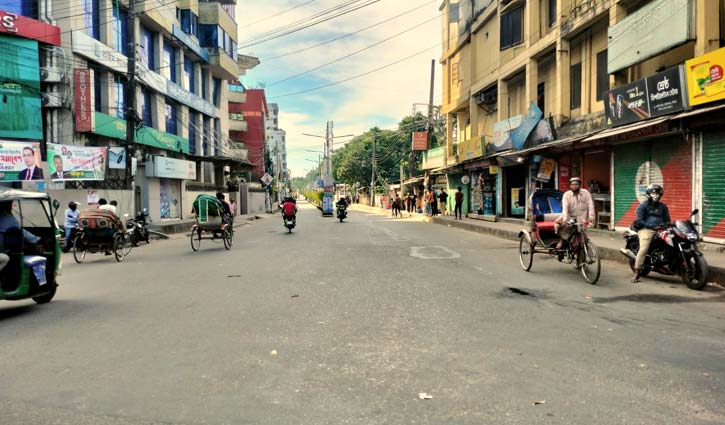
[555,177,595,249]
[98,198,117,215]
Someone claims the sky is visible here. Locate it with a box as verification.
[235,0,443,178]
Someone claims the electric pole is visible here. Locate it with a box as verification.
[370,132,376,207]
[125,0,137,198]
[408,59,435,180]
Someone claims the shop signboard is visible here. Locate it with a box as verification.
[605,66,687,126]
[526,118,555,146]
[108,147,126,169]
[0,140,43,181]
[47,143,107,181]
[685,46,725,106]
[411,131,429,151]
[0,36,42,140]
[491,115,522,152]
[536,158,556,182]
[0,10,61,46]
[151,156,196,179]
[72,30,127,74]
[458,136,484,160]
[608,0,694,74]
[74,69,95,132]
[510,102,543,150]
[93,112,190,154]
[423,146,446,170]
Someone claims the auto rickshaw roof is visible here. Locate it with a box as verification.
[0,190,51,201]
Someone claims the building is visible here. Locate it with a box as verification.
[436,0,725,244]
[237,88,268,180]
[265,103,288,197]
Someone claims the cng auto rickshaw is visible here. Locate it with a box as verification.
[0,190,61,305]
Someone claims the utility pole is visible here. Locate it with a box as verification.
[370,132,376,207]
[125,0,137,204]
[409,59,436,181]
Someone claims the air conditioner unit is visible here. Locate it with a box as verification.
[40,66,63,83]
[41,92,62,108]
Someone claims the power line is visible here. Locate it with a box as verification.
[242,0,317,29]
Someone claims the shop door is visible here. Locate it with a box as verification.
[613,138,692,227]
[504,165,526,217]
[702,134,725,240]
[160,178,181,219]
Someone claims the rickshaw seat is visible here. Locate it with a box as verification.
[537,222,557,232]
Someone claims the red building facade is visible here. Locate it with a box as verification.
[230,88,268,179]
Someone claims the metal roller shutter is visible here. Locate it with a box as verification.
[651,137,692,221]
[702,134,725,240]
[614,143,648,226]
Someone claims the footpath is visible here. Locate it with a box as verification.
[149,213,266,236]
[350,204,725,285]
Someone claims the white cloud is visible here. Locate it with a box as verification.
[235,0,444,177]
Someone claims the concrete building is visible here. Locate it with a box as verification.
[265,103,288,193]
[435,0,725,244]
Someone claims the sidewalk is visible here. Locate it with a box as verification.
[351,204,725,285]
[149,213,266,235]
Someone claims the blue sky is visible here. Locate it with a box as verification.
[235,0,443,177]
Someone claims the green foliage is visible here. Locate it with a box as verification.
[304,190,323,206]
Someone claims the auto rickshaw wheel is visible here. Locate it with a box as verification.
[72,233,86,264]
[32,284,57,304]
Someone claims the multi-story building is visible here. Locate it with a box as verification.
[436,0,725,244]
[237,88,268,180]
[265,103,288,188]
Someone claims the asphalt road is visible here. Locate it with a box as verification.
[0,201,723,425]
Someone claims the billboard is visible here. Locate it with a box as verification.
[491,115,522,152]
[685,46,725,106]
[411,131,429,151]
[108,147,126,169]
[423,146,446,170]
[0,36,42,140]
[74,69,95,132]
[47,143,107,181]
[0,140,43,181]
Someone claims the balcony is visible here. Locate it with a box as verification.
[229,115,248,132]
[228,88,246,103]
[206,47,239,80]
[136,0,175,33]
[228,142,248,161]
[560,0,612,37]
[239,54,260,73]
[199,2,237,43]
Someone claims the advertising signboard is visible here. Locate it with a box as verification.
[509,102,543,150]
[685,46,725,106]
[605,66,687,126]
[608,0,694,74]
[47,143,107,181]
[152,156,196,179]
[0,140,43,181]
[423,146,446,170]
[93,112,190,154]
[322,193,334,215]
[108,147,126,169]
[491,115,522,152]
[0,10,61,46]
[74,69,95,132]
[0,36,42,140]
[411,131,429,151]
[458,136,483,160]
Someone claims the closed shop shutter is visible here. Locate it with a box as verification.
[614,143,648,226]
[702,134,725,240]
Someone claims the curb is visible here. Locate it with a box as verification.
[430,216,725,285]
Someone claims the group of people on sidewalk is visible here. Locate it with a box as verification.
[387,187,465,220]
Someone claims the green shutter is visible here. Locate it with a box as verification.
[702,134,725,239]
[614,143,648,225]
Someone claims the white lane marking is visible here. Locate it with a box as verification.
[410,246,461,259]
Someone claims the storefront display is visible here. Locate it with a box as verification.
[160,178,181,219]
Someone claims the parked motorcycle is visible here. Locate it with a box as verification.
[125,208,150,246]
[336,203,347,222]
[620,209,709,290]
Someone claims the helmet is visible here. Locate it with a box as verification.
[645,184,663,202]
[569,177,582,185]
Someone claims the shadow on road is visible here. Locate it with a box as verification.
[593,293,725,304]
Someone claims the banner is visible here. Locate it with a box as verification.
[686,46,725,106]
[0,36,42,140]
[510,102,543,150]
[0,140,43,181]
[411,131,429,151]
[108,147,126,169]
[47,143,107,181]
[491,115,522,152]
[74,69,95,132]
[536,158,556,181]
[0,11,61,46]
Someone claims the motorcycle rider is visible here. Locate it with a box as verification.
[282,196,297,223]
[336,197,348,217]
[631,184,671,283]
[555,177,595,250]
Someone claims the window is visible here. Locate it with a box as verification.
[113,75,126,119]
[188,112,197,155]
[596,49,608,101]
[90,66,103,113]
[5,0,38,19]
[229,113,243,121]
[184,57,195,93]
[201,69,208,100]
[141,26,155,70]
[198,24,218,47]
[500,7,523,50]
[537,82,545,116]
[212,78,221,107]
[451,61,460,84]
[163,40,177,83]
[165,101,178,135]
[180,10,199,36]
[570,62,582,109]
[548,0,557,27]
[203,118,210,156]
[141,90,153,127]
[112,3,128,55]
[83,0,100,40]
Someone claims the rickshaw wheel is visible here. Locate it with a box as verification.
[223,227,233,250]
[121,233,133,257]
[579,240,601,284]
[190,228,201,251]
[519,236,534,271]
[113,234,126,262]
[72,234,86,264]
[32,284,56,304]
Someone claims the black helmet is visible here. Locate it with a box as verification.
[645,184,663,202]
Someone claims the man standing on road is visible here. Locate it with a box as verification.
[438,189,449,216]
[631,184,671,283]
[454,187,464,220]
[555,177,595,249]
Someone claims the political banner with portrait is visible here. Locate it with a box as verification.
[0,140,43,181]
[47,143,107,181]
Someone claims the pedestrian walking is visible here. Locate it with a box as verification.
[405,193,412,213]
[438,189,449,216]
[411,192,417,214]
[432,189,439,216]
[425,190,434,216]
[454,186,464,220]
[392,193,402,218]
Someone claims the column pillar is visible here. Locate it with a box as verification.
[554,38,571,127]
[525,58,539,109]
[695,0,720,56]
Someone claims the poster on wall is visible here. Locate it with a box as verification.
[87,190,99,205]
[685,46,725,106]
[536,158,556,182]
[0,140,43,181]
[108,147,126,169]
[47,143,107,181]
[0,36,43,140]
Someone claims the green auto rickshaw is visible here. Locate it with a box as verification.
[0,190,61,305]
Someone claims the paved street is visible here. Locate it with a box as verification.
[1,200,724,425]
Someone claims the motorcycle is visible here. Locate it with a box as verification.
[336,203,347,222]
[125,208,150,246]
[620,209,709,290]
[283,214,296,233]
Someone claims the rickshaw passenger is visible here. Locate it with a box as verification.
[0,201,41,271]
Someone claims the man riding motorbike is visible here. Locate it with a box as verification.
[282,196,297,222]
[555,177,595,250]
[631,184,671,283]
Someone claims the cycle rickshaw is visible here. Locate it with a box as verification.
[72,209,132,263]
[190,194,233,251]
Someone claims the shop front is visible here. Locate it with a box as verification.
[464,159,497,217]
[144,155,196,221]
[555,148,612,229]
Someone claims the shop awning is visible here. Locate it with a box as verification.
[402,176,424,185]
[581,116,670,143]
[670,103,725,120]
[430,163,463,174]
